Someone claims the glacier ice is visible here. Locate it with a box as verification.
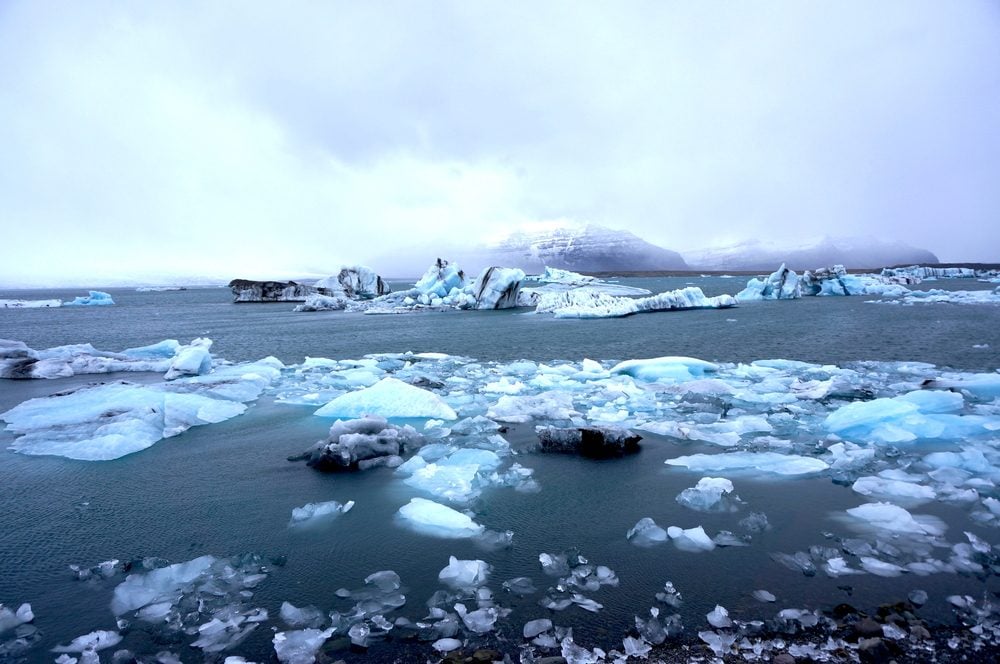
[824,389,988,443]
[536,285,735,318]
[610,356,718,382]
[288,500,355,526]
[396,498,485,538]
[314,377,457,419]
[736,264,801,301]
[438,557,490,590]
[487,392,579,423]
[676,477,742,512]
[844,502,947,537]
[272,627,334,664]
[665,452,829,476]
[163,337,213,380]
[63,291,115,306]
[0,337,200,380]
[536,425,641,457]
[300,416,423,471]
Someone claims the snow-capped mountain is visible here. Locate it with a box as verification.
[682,236,939,271]
[455,223,689,273]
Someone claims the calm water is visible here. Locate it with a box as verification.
[1,278,999,661]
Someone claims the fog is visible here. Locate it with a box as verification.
[2,1,998,286]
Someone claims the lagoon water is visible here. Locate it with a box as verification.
[1,277,999,661]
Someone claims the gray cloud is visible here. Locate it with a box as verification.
[2,0,998,286]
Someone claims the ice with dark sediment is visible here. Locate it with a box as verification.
[299,416,423,471]
[535,285,735,318]
[0,337,203,379]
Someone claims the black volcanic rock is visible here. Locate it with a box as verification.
[537,425,642,458]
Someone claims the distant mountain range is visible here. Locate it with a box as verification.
[455,223,689,273]
[682,236,940,271]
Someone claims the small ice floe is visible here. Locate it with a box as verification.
[676,477,742,512]
[851,476,935,506]
[438,556,490,590]
[314,376,457,419]
[395,497,485,538]
[706,605,732,628]
[288,500,354,527]
[279,602,324,629]
[0,337,201,379]
[610,356,718,382]
[665,451,829,476]
[51,630,122,653]
[272,627,334,664]
[627,518,669,547]
[296,416,423,472]
[752,589,776,603]
[843,502,947,537]
[667,526,716,552]
[487,391,580,423]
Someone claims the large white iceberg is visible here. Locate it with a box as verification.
[395,497,485,538]
[314,377,457,419]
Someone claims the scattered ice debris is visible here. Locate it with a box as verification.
[288,499,354,527]
[279,602,324,629]
[676,477,742,512]
[666,452,829,476]
[395,497,485,538]
[487,392,580,423]
[626,518,669,547]
[51,630,122,653]
[63,291,115,306]
[536,552,618,615]
[536,425,641,457]
[314,376,457,419]
[296,416,423,471]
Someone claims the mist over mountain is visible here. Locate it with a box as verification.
[682,236,940,271]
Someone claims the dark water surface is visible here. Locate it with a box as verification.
[1,278,999,661]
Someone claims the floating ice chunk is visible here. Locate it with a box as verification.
[0,603,33,634]
[3,382,247,460]
[467,266,525,309]
[535,285,734,318]
[627,517,669,546]
[676,477,741,512]
[272,627,334,664]
[610,356,718,382]
[623,635,652,658]
[292,294,348,312]
[706,605,732,628]
[665,452,828,476]
[404,463,479,503]
[859,557,907,577]
[923,374,1000,400]
[523,618,553,639]
[111,555,217,615]
[438,556,490,590]
[845,502,946,537]
[487,392,579,423]
[823,557,863,577]
[667,525,716,552]
[824,389,987,443]
[396,498,484,539]
[302,416,423,471]
[314,377,457,419]
[454,603,499,633]
[279,602,323,628]
[699,630,737,657]
[432,637,462,653]
[752,590,776,602]
[63,291,115,306]
[51,630,122,652]
[288,500,354,527]
[163,338,213,380]
[851,477,935,505]
[0,298,62,308]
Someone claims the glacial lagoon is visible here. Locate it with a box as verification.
[1,276,1000,662]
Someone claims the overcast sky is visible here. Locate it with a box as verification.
[2,0,999,286]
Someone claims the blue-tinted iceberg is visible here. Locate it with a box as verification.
[314,377,457,419]
[610,356,718,382]
[736,264,801,301]
[63,291,115,306]
[824,389,989,443]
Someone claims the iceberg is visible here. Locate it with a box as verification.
[292,294,348,312]
[413,258,467,298]
[667,525,716,552]
[298,416,423,471]
[395,497,485,538]
[229,279,316,302]
[536,285,735,318]
[665,452,829,476]
[468,266,525,309]
[314,377,457,419]
[317,266,390,299]
[844,502,946,537]
[0,338,194,380]
[63,291,115,306]
[735,264,801,301]
[626,517,668,546]
[824,389,988,443]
